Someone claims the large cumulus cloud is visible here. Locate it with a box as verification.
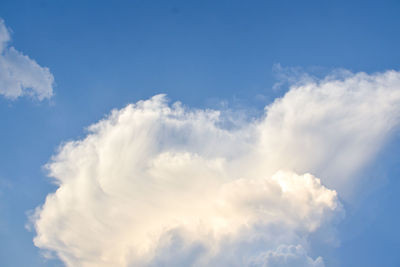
[31,70,400,266]
[0,19,54,100]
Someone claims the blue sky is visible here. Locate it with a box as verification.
[0,1,400,266]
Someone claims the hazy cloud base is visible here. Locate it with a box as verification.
[32,70,400,266]
[0,19,54,100]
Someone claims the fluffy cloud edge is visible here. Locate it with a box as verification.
[30,69,400,266]
[0,18,54,100]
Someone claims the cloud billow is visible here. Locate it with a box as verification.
[32,70,400,266]
[0,19,54,100]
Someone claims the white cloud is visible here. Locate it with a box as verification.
[31,70,400,266]
[249,245,324,267]
[0,19,54,100]
[254,70,400,195]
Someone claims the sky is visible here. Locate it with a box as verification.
[0,0,400,266]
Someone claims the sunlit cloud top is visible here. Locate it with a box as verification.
[31,70,400,266]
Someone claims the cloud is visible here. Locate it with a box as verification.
[31,70,400,266]
[249,245,324,267]
[257,70,400,194]
[0,19,54,100]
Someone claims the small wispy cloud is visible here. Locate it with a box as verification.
[0,18,54,101]
[30,70,400,266]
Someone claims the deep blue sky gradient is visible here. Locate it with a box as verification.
[0,0,400,266]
